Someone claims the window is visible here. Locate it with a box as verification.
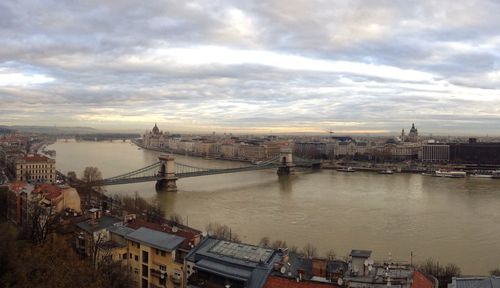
[142,251,149,263]
[123,253,127,260]
[129,253,132,259]
[142,264,148,278]
[161,250,166,257]
[141,279,148,288]
[135,255,139,261]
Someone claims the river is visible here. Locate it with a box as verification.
[48,139,500,275]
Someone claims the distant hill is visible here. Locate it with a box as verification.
[6,125,98,135]
[0,126,14,134]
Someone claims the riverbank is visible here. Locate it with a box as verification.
[132,138,254,164]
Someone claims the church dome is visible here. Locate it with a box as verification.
[152,123,160,134]
[410,123,417,133]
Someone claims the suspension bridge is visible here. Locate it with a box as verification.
[83,149,320,192]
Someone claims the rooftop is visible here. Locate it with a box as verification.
[76,215,121,233]
[264,276,339,288]
[186,237,282,288]
[8,181,34,194]
[108,225,136,238]
[33,183,62,200]
[208,240,275,263]
[125,218,201,250]
[125,227,185,252]
[450,276,500,288]
[16,154,55,163]
[350,250,372,258]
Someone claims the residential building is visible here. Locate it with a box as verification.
[14,154,56,183]
[126,227,186,288]
[75,209,122,257]
[33,183,81,213]
[238,143,267,161]
[6,181,35,226]
[220,143,238,159]
[268,252,347,285]
[125,217,203,266]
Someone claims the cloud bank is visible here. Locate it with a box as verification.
[1,0,500,135]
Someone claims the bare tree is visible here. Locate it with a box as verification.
[259,237,270,247]
[490,268,500,276]
[325,249,337,260]
[289,246,299,254]
[417,258,461,288]
[23,199,57,245]
[67,171,77,182]
[205,222,241,243]
[270,239,288,249]
[82,167,103,183]
[81,167,103,208]
[168,213,183,225]
[90,231,107,268]
[301,243,318,258]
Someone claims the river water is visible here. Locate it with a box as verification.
[49,140,500,274]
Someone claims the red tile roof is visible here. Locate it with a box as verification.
[9,181,30,193]
[264,276,340,288]
[412,270,435,288]
[18,154,53,163]
[33,183,62,200]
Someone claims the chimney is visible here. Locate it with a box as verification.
[89,208,100,220]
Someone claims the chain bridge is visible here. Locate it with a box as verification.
[84,149,320,192]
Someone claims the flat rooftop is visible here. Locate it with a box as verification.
[126,227,185,252]
[208,240,275,263]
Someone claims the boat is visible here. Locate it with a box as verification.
[491,171,500,179]
[337,167,355,172]
[433,170,466,178]
[470,174,493,178]
[378,169,394,175]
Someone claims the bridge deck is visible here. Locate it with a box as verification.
[82,156,320,187]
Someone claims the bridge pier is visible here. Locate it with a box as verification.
[157,154,178,192]
[156,178,178,192]
[277,148,295,176]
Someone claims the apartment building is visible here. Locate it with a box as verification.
[126,227,186,288]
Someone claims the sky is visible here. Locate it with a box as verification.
[1,0,500,135]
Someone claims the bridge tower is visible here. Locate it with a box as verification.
[156,154,178,192]
[277,148,295,175]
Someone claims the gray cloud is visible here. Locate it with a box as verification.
[1,0,500,135]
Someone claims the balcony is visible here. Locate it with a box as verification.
[170,274,182,284]
[150,268,166,279]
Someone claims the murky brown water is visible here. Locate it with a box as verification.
[50,140,500,274]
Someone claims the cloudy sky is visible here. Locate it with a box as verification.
[1,0,500,135]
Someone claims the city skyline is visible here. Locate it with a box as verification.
[2,1,500,135]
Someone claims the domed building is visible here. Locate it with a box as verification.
[143,123,167,149]
[408,123,418,142]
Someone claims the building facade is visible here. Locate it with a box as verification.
[126,227,185,288]
[15,154,56,183]
[143,124,168,149]
[422,144,450,162]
